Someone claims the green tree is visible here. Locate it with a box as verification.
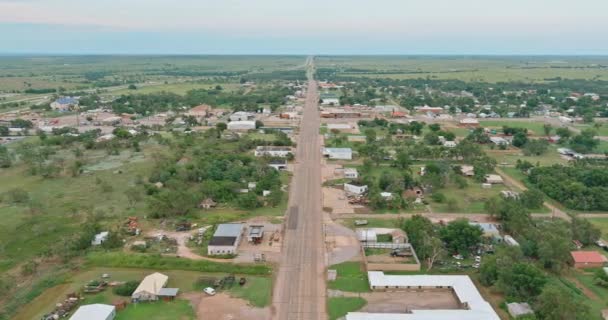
[512,132,529,147]
[571,217,601,246]
[439,219,483,257]
[0,125,8,136]
[497,263,546,300]
[519,189,544,209]
[543,124,553,136]
[535,284,591,320]
[216,122,227,132]
[364,128,377,144]
[0,145,12,168]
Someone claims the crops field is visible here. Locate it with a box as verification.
[316,56,608,82]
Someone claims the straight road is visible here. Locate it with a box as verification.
[272,57,326,320]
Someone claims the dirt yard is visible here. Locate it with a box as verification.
[183,292,270,320]
[358,290,462,313]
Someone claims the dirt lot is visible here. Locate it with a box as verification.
[326,222,361,265]
[183,292,270,320]
[234,220,283,263]
[359,290,462,313]
[365,250,415,264]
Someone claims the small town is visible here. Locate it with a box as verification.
[1,2,608,320]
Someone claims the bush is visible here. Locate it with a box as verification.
[113,280,139,296]
[431,192,446,203]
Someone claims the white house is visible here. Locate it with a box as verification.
[91,231,109,246]
[489,136,509,146]
[268,159,288,170]
[443,141,457,148]
[229,111,254,121]
[208,223,244,255]
[504,235,520,246]
[460,118,479,126]
[254,146,293,157]
[460,165,475,177]
[344,168,359,179]
[227,120,256,131]
[70,304,116,320]
[327,123,352,131]
[356,229,377,243]
[324,147,352,160]
[51,97,78,111]
[344,183,368,195]
[346,272,500,320]
[321,98,340,105]
[484,174,504,184]
[131,272,169,301]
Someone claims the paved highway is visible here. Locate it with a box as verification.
[272,57,326,320]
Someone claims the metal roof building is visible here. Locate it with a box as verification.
[346,272,500,320]
[208,223,244,255]
[70,304,116,320]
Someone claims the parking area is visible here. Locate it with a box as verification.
[358,290,462,313]
[234,220,283,263]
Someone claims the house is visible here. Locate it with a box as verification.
[391,111,407,118]
[227,120,256,131]
[344,168,359,179]
[321,98,340,105]
[500,190,519,199]
[229,111,254,121]
[324,148,353,160]
[356,229,377,243]
[484,174,504,184]
[559,116,573,123]
[571,251,608,268]
[507,302,534,319]
[131,272,169,301]
[91,231,109,246]
[459,118,479,127]
[51,97,78,111]
[96,134,116,142]
[460,165,475,177]
[346,272,500,320]
[380,192,393,200]
[416,106,444,114]
[327,123,352,131]
[187,104,212,119]
[504,235,520,247]
[347,135,366,143]
[471,222,500,238]
[247,225,264,243]
[344,182,368,196]
[268,159,288,170]
[489,136,509,146]
[198,198,217,209]
[70,304,116,320]
[100,116,122,126]
[254,146,293,157]
[403,187,424,199]
[443,141,457,148]
[208,223,244,255]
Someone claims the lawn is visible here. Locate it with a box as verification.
[339,218,402,230]
[587,218,608,238]
[13,267,272,320]
[116,300,195,320]
[478,120,547,135]
[428,181,506,214]
[327,261,370,293]
[327,297,367,320]
[485,145,568,166]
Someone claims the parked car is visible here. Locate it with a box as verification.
[390,249,411,257]
[203,287,216,296]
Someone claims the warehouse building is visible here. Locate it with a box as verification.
[208,223,244,255]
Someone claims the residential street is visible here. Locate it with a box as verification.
[272,57,327,320]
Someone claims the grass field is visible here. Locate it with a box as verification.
[485,145,568,166]
[13,267,272,320]
[116,300,195,320]
[478,120,548,135]
[327,297,367,320]
[327,261,370,293]
[316,56,608,83]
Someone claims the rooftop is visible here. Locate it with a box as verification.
[350,272,500,320]
[214,223,244,237]
[571,251,607,263]
[69,304,115,320]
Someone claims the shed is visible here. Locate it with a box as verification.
[484,174,504,184]
[131,272,169,301]
[324,147,353,160]
[158,288,179,301]
[344,183,368,195]
[208,223,244,255]
[572,251,608,268]
[92,231,109,246]
[198,198,217,209]
[507,302,534,318]
[247,225,264,243]
[460,165,475,177]
[227,121,256,131]
[356,229,377,243]
[70,304,116,320]
[343,168,359,179]
[268,159,288,170]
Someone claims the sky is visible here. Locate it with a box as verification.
[0,0,607,55]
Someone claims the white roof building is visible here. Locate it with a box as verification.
[356,229,378,242]
[344,183,368,195]
[70,304,116,320]
[327,123,352,131]
[229,111,254,121]
[91,231,109,246]
[132,272,169,301]
[227,120,256,131]
[324,147,353,160]
[489,137,508,146]
[344,168,359,179]
[254,146,293,157]
[346,272,500,320]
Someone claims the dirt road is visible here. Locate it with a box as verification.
[272,57,326,320]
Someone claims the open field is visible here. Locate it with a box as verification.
[316,56,608,82]
[13,267,272,320]
[0,56,305,87]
